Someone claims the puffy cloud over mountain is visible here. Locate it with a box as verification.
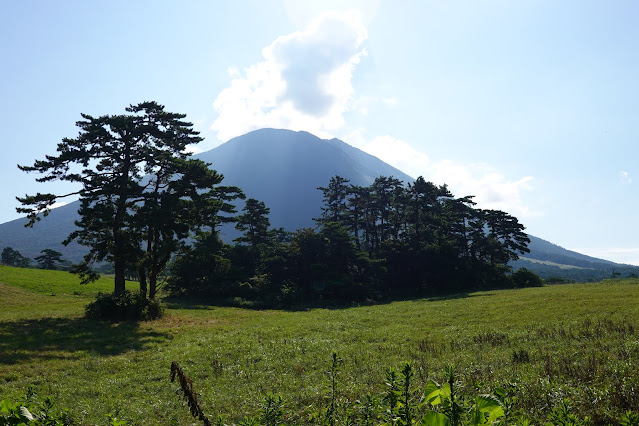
[212,10,367,141]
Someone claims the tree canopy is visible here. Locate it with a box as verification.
[17,102,242,297]
[34,248,65,270]
[1,247,30,268]
[168,174,533,304]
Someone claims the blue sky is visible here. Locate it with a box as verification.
[1,0,638,264]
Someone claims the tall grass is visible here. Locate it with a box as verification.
[1,267,639,423]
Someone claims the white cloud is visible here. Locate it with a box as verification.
[227,66,240,78]
[383,97,399,108]
[427,161,537,218]
[346,131,430,177]
[346,132,537,219]
[212,10,368,141]
[353,96,398,115]
[185,144,204,155]
[620,170,632,184]
[211,9,536,221]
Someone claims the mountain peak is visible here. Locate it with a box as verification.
[196,128,414,234]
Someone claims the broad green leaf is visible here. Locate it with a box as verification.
[0,399,12,413]
[476,395,505,421]
[470,408,484,426]
[424,380,443,405]
[476,395,501,411]
[420,411,452,426]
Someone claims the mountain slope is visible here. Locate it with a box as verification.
[512,235,637,281]
[195,128,414,235]
[0,202,83,262]
[525,235,616,268]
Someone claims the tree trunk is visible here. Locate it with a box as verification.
[114,258,126,294]
[138,267,147,299]
[149,272,157,299]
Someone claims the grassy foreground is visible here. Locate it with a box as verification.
[1,266,639,424]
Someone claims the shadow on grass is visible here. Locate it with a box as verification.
[162,291,486,312]
[0,317,171,365]
[424,292,493,302]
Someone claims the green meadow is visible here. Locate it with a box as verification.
[1,265,639,424]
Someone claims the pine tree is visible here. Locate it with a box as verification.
[34,248,65,270]
[1,247,30,268]
[235,198,272,251]
[316,176,351,226]
[17,102,234,295]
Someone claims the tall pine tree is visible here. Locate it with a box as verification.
[17,102,233,295]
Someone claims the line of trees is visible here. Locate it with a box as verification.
[17,102,534,307]
[166,176,533,303]
[1,247,68,270]
[1,247,31,268]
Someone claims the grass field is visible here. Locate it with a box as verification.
[1,265,639,424]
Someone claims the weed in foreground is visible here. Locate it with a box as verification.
[172,355,633,425]
[170,361,212,426]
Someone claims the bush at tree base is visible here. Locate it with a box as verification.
[85,291,164,321]
[511,268,544,288]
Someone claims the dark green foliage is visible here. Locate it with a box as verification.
[1,247,31,268]
[234,198,272,279]
[511,348,531,363]
[17,102,239,299]
[166,356,639,425]
[621,410,639,426]
[235,198,271,251]
[511,268,543,288]
[316,176,352,226]
[169,174,531,305]
[0,388,72,425]
[34,248,65,270]
[85,291,164,321]
[166,231,236,298]
[311,174,531,297]
[544,276,575,284]
[546,400,592,425]
[258,394,284,426]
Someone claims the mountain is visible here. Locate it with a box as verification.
[1,128,635,280]
[195,128,414,237]
[0,129,412,262]
[512,235,637,281]
[0,203,83,263]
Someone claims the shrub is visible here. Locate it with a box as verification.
[85,291,164,321]
[512,268,544,288]
[544,276,574,284]
[511,348,531,363]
